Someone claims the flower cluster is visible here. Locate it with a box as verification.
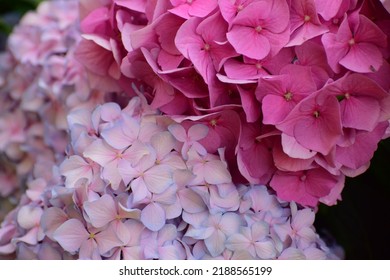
[0,0,107,212]
[0,91,339,259]
[1,0,389,260]
[75,0,390,207]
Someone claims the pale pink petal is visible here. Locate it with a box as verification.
[79,238,101,260]
[17,206,43,230]
[100,102,121,122]
[188,124,209,141]
[292,209,315,230]
[204,160,232,185]
[278,247,306,259]
[205,230,226,257]
[141,203,166,231]
[168,123,187,142]
[95,225,122,255]
[151,131,176,158]
[226,233,251,251]
[41,208,68,239]
[254,240,277,259]
[219,213,241,236]
[100,123,133,150]
[60,155,93,188]
[144,164,173,194]
[83,139,116,166]
[130,177,151,204]
[53,219,89,253]
[83,194,117,228]
[122,246,144,259]
[251,222,270,241]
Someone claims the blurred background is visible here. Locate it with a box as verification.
[1,0,390,260]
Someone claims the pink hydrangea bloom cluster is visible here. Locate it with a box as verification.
[0,90,339,259]
[1,0,389,260]
[0,0,106,212]
[76,0,390,207]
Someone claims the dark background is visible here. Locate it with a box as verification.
[1,0,390,260]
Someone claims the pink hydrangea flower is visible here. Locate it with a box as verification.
[226,0,290,60]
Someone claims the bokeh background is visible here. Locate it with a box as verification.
[1,0,390,260]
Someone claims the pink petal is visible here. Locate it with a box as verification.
[205,230,226,257]
[276,93,343,155]
[151,131,176,158]
[226,233,251,251]
[168,123,187,142]
[281,133,317,159]
[95,225,122,255]
[178,188,207,213]
[203,160,232,185]
[100,102,122,122]
[130,177,151,204]
[321,33,349,73]
[251,221,270,241]
[60,155,93,188]
[219,212,241,236]
[254,240,277,259]
[79,238,101,260]
[83,194,117,228]
[340,96,380,131]
[17,206,42,230]
[227,26,270,59]
[188,124,209,141]
[53,219,89,253]
[141,203,166,231]
[292,209,315,230]
[336,123,387,169]
[340,43,384,73]
[144,164,173,194]
[83,139,117,166]
[41,208,68,239]
[100,122,135,150]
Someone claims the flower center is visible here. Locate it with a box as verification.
[210,119,217,127]
[186,0,193,4]
[345,92,351,99]
[255,62,262,69]
[237,4,244,11]
[304,15,311,22]
[203,43,211,51]
[89,233,95,239]
[348,38,355,46]
[284,92,293,101]
[300,175,307,181]
[255,25,262,33]
[313,110,320,118]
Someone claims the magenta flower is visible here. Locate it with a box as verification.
[287,0,328,46]
[256,64,317,125]
[175,11,237,84]
[321,12,387,73]
[276,91,343,155]
[324,73,388,131]
[169,0,218,19]
[270,168,343,207]
[226,0,290,60]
